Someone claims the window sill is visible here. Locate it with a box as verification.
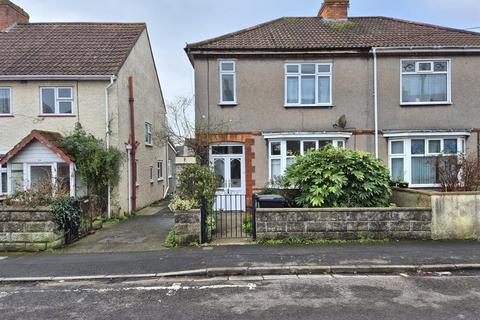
[0,114,14,118]
[284,104,334,109]
[145,143,153,148]
[168,176,173,179]
[157,178,164,182]
[150,180,154,184]
[39,114,76,118]
[218,102,238,107]
[400,102,452,107]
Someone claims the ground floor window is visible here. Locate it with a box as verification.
[268,138,346,182]
[389,137,465,187]
[0,164,7,195]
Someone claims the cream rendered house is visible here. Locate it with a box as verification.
[0,1,172,214]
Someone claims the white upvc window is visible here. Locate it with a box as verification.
[168,160,173,178]
[0,87,12,115]
[401,59,451,105]
[157,160,163,181]
[145,122,153,145]
[285,63,333,107]
[268,138,345,183]
[388,137,465,187]
[0,164,7,196]
[219,60,236,104]
[40,87,74,115]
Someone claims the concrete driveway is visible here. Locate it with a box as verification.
[61,202,174,254]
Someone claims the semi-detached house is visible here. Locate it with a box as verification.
[0,0,175,214]
[186,0,480,209]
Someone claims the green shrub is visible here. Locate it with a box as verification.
[242,213,252,234]
[283,145,392,208]
[164,228,177,248]
[51,197,82,232]
[177,164,217,206]
[168,194,197,212]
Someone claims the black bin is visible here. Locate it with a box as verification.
[256,194,285,208]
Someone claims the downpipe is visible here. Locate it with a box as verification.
[373,48,379,159]
[105,75,116,218]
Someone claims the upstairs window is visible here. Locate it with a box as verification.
[0,88,12,115]
[219,60,236,104]
[41,87,73,115]
[401,60,450,105]
[157,160,163,181]
[145,122,152,145]
[285,63,332,106]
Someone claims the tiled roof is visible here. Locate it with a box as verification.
[0,23,145,76]
[186,16,480,51]
[0,130,74,165]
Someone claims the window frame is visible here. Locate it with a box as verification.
[149,165,154,183]
[400,59,451,106]
[40,87,74,115]
[0,164,7,196]
[284,62,333,107]
[157,160,164,181]
[145,122,153,146]
[0,87,12,115]
[268,138,345,183]
[388,137,465,188]
[219,60,237,105]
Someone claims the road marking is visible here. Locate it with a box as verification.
[0,257,7,261]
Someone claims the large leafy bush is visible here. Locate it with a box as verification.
[283,146,392,208]
[177,164,218,207]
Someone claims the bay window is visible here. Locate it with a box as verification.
[388,137,465,187]
[285,63,332,106]
[401,60,450,105]
[269,138,345,182]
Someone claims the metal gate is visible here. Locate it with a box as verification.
[201,194,256,243]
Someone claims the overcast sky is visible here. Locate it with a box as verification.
[14,0,480,104]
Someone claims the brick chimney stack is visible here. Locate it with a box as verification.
[0,0,29,31]
[318,0,350,20]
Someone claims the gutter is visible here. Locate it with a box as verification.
[0,75,115,81]
[105,76,116,218]
[371,46,480,54]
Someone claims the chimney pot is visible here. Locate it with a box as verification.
[318,0,350,21]
[0,0,29,32]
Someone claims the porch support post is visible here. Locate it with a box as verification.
[6,163,12,195]
[69,163,75,197]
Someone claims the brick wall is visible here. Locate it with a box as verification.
[0,207,64,252]
[256,207,432,240]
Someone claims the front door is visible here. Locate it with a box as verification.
[211,144,246,211]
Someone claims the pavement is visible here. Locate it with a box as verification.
[1,241,480,279]
[59,202,174,254]
[1,274,480,319]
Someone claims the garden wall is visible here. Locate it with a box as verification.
[256,207,432,240]
[393,188,480,240]
[175,210,200,245]
[0,207,64,252]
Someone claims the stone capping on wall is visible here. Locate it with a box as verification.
[0,206,64,252]
[174,210,201,245]
[392,188,480,240]
[256,207,432,241]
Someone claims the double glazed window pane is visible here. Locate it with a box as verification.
[0,88,10,114]
[271,159,281,180]
[444,139,458,154]
[402,74,448,103]
[270,142,281,156]
[428,140,441,154]
[391,158,404,181]
[42,89,55,114]
[286,77,299,104]
[301,76,315,104]
[391,141,404,154]
[286,141,301,157]
[318,76,330,104]
[412,157,437,185]
[221,74,235,102]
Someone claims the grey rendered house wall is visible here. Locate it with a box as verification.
[194,54,480,188]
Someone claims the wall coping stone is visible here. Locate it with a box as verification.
[393,187,480,196]
[257,207,431,213]
[0,207,51,212]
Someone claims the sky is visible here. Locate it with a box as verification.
[14,0,480,105]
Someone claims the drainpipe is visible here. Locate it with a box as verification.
[373,48,379,159]
[128,77,137,212]
[105,76,116,218]
[125,143,133,213]
[163,142,170,198]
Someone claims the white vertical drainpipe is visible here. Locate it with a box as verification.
[373,48,379,159]
[125,143,133,213]
[105,76,116,218]
[163,142,170,198]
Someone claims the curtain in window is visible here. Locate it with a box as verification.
[222,75,234,102]
[301,76,315,104]
[412,157,437,184]
[0,89,10,114]
[286,77,299,103]
[270,159,281,181]
[391,158,404,181]
[402,74,447,103]
[318,76,330,104]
